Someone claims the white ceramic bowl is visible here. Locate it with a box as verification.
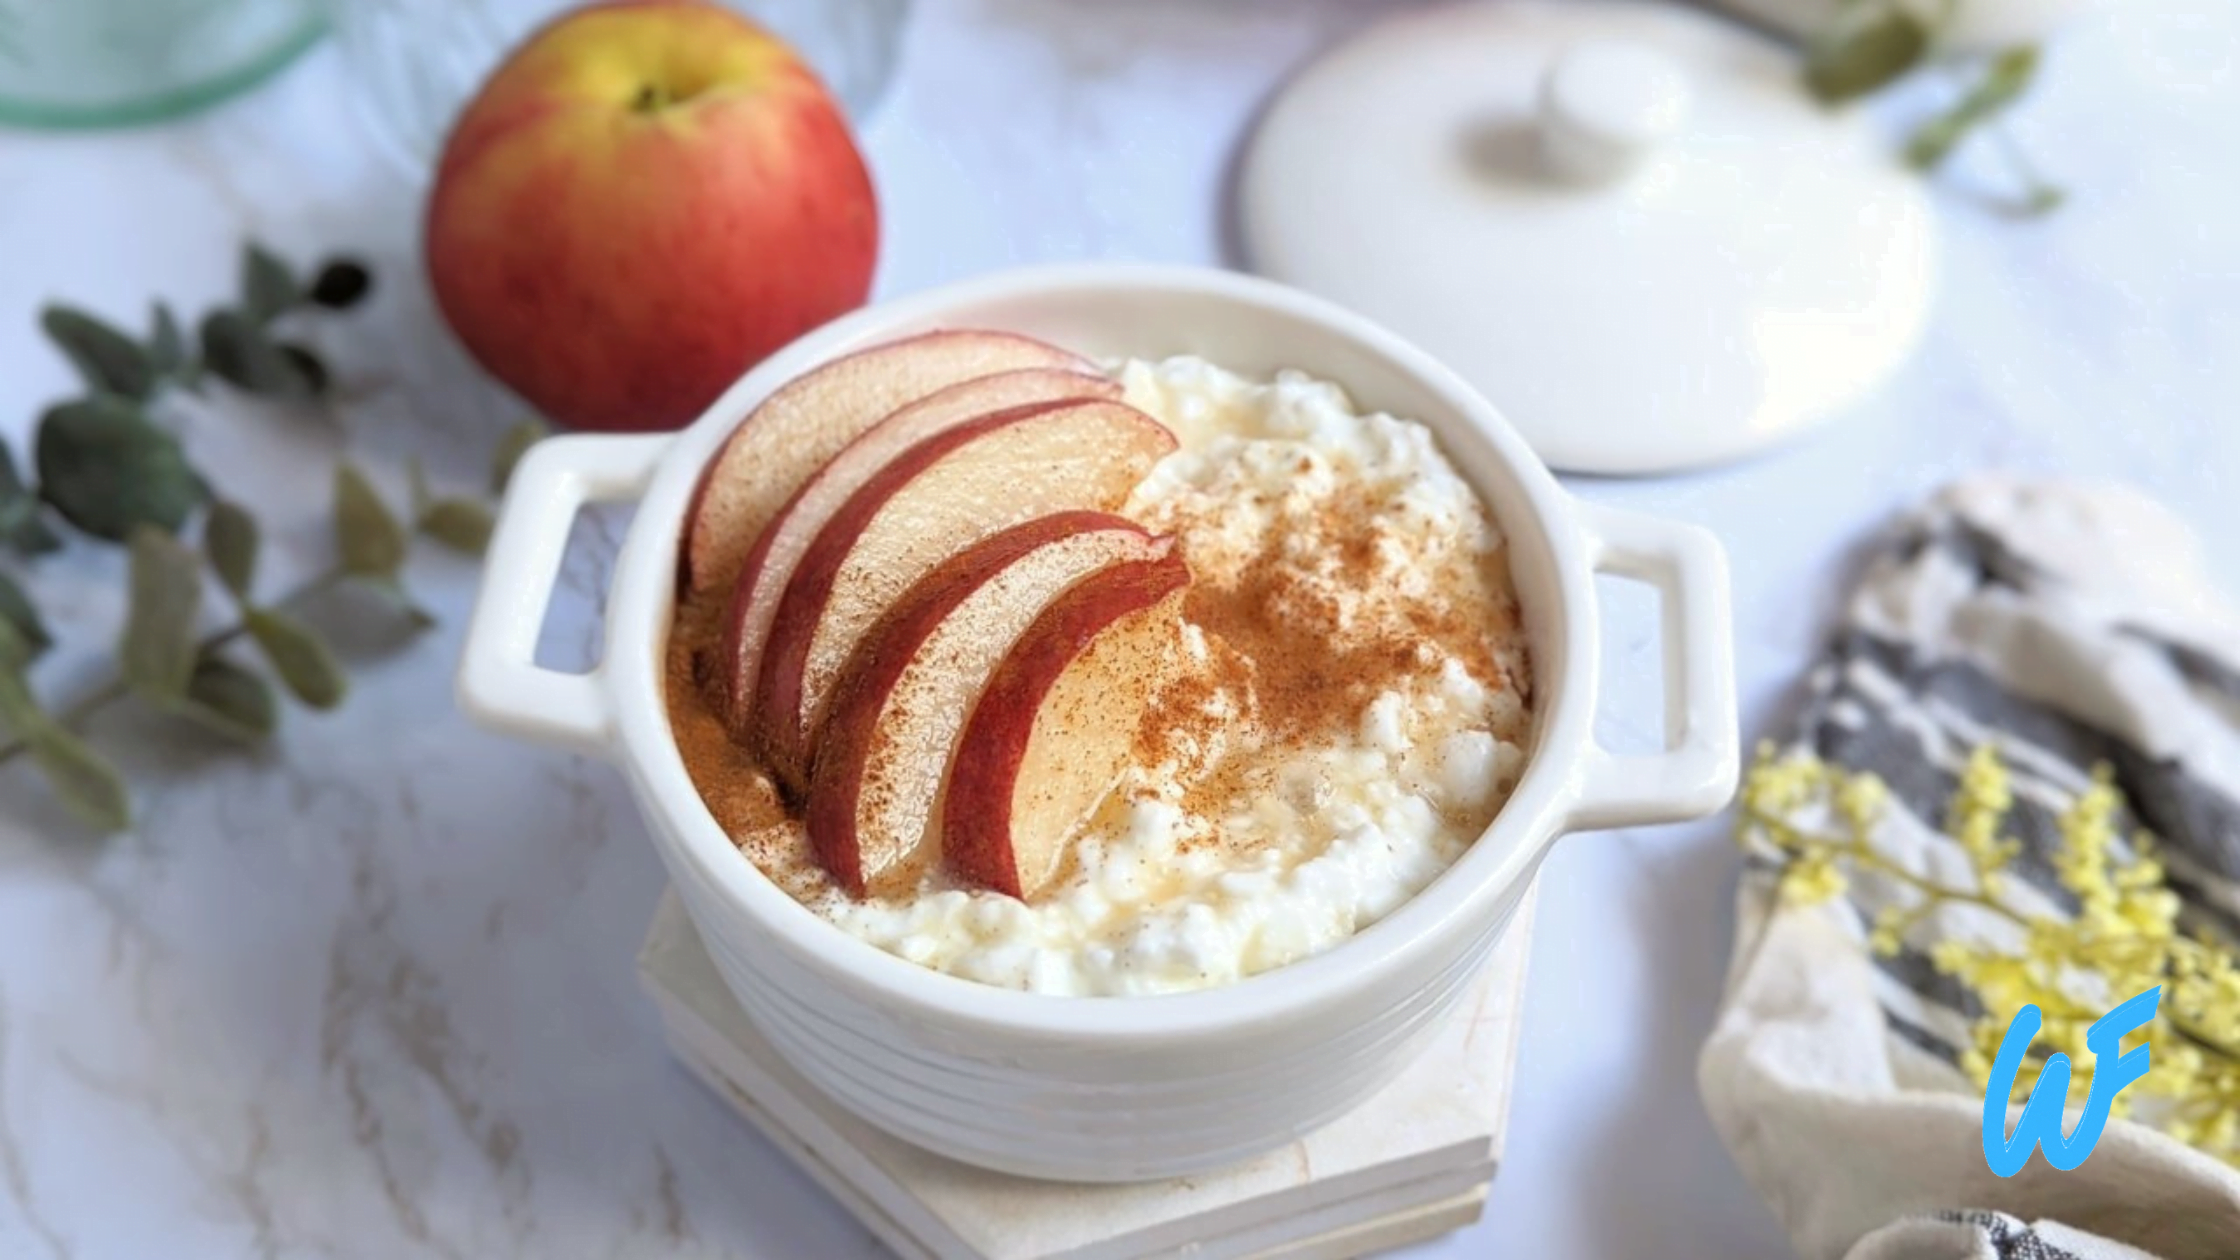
[456,265,1738,1182]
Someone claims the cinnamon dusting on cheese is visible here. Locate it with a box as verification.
[1124,448,1528,854]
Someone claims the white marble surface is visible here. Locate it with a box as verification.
[2,2,2237,1257]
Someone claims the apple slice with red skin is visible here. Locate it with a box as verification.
[717,367,1121,732]
[679,330,1091,606]
[943,550,1193,901]
[752,398,1176,787]
[805,513,1173,898]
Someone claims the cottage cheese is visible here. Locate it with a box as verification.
[673,356,1532,996]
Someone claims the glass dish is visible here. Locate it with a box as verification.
[0,0,325,128]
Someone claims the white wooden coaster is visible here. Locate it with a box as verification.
[638,890,1535,1260]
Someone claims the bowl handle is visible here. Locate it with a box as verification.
[456,433,671,761]
[1566,502,1740,831]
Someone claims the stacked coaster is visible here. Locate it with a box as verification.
[638,892,1535,1260]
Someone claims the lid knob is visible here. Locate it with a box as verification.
[1538,41,1691,184]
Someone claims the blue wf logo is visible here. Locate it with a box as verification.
[1981,986,2160,1177]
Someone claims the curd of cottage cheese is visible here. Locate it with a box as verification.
[669,356,1533,996]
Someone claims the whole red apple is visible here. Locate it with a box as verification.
[426,0,878,433]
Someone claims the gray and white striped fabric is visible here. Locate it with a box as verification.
[1698,477,2240,1260]
[1849,1211,2164,1260]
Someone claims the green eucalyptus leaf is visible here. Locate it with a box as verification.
[177,653,278,742]
[0,673,130,831]
[489,420,547,496]
[0,666,37,729]
[407,457,431,516]
[147,301,186,376]
[246,606,346,709]
[1907,46,2043,171]
[333,462,408,577]
[35,396,207,541]
[277,342,330,395]
[1805,5,1930,104]
[205,500,259,601]
[31,724,133,830]
[41,305,155,400]
[309,259,373,310]
[0,439,25,501]
[0,618,30,676]
[2012,183,2067,217]
[120,525,203,702]
[3,515,60,556]
[201,310,317,399]
[242,243,301,324]
[418,499,495,557]
[0,440,61,556]
[0,669,30,725]
[0,569,49,668]
[356,576,437,631]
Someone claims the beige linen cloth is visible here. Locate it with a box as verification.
[1698,478,2240,1260]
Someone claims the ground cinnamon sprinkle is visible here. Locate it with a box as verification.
[664,617,825,899]
[1128,474,1527,834]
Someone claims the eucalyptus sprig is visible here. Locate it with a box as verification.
[12,244,367,551]
[0,243,547,831]
[1805,0,2064,216]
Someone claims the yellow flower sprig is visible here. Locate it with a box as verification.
[1737,743,2240,1165]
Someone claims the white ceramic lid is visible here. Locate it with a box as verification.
[1238,0,1938,475]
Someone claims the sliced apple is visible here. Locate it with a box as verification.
[805,513,1171,897]
[717,368,1121,731]
[943,551,1193,900]
[752,398,1177,786]
[679,330,1092,606]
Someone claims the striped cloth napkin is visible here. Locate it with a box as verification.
[1698,476,2240,1260]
